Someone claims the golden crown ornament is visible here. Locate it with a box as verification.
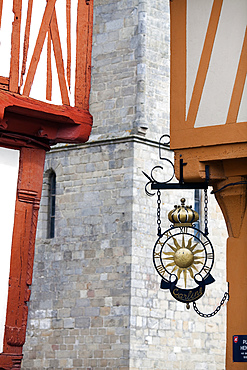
[168,198,199,226]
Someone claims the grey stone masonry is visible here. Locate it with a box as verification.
[22,0,228,369]
[23,139,134,369]
[89,0,170,142]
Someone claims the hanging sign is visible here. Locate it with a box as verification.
[153,198,215,307]
[143,139,229,317]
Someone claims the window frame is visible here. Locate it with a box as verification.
[47,170,56,239]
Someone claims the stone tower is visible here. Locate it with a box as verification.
[22,0,227,369]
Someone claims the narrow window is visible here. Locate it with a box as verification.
[194,189,201,231]
[48,171,56,238]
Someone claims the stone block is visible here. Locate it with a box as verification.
[75,317,90,329]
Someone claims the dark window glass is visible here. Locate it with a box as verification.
[48,171,56,238]
[194,189,201,232]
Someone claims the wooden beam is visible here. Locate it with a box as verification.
[50,9,70,105]
[226,26,247,124]
[170,0,187,142]
[46,31,52,101]
[84,0,94,110]
[0,77,9,85]
[23,0,57,97]
[20,0,33,89]
[9,0,22,93]
[75,0,91,109]
[66,0,71,91]
[0,76,9,91]
[0,0,3,29]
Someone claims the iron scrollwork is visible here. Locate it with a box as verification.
[142,135,175,196]
[142,134,209,196]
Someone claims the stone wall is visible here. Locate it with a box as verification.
[23,139,134,369]
[22,138,227,370]
[22,0,228,369]
[89,0,139,139]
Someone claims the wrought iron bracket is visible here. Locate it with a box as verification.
[151,159,209,190]
[143,134,210,196]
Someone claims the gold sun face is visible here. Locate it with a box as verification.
[162,234,204,288]
[153,226,214,290]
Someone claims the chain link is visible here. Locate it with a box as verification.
[157,190,161,237]
[193,291,229,318]
[204,188,209,235]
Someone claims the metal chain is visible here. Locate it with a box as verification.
[193,291,229,318]
[157,190,161,237]
[204,188,209,235]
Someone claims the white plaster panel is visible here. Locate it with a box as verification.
[0,148,20,353]
[19,0,75,105]
[0,1,13,77]
[20,0,78,105]
[0,0,78,106]
[186,0,213,118]
[195,0,247,127]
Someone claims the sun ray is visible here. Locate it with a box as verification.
[182,235,185,248]
[163,251,175,256]
[186,236,193,249]
[172,238,181,250]
[191,265,199,271]
[183,269,187,287]
[167,243,177,252]
[177,268,182,280]
[190,242,199,252]
[193,249,204,254]
[188,267,194,279]
[165,262,176,268]
[171,265,179,273]
[163,256,175,261]
[193,261,203,265]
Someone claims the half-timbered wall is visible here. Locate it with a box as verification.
[22,1,228,369]
[0,0,93,107]
[170,0,247,149]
